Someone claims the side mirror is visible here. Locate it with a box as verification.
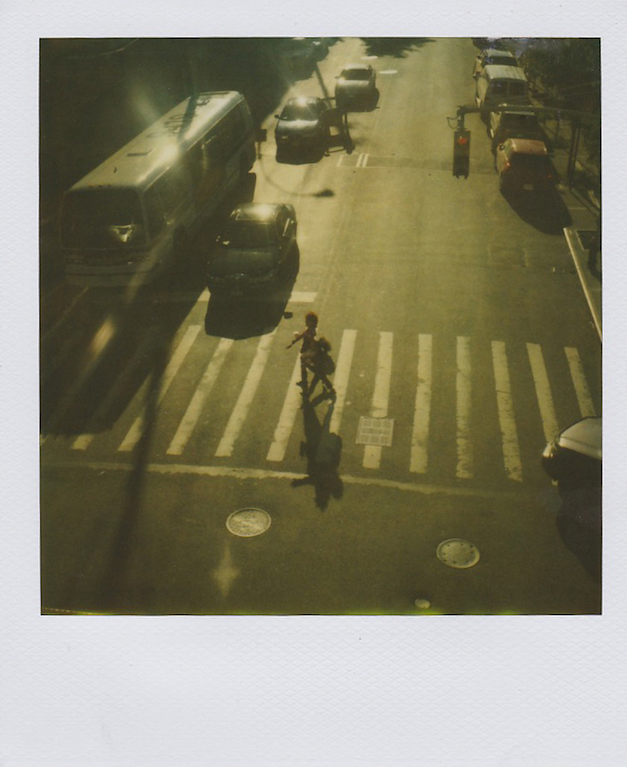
[274,115,280,119]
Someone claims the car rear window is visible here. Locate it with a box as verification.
[342,69,370,80]
[510,154,551,171]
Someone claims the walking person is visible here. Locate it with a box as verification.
[306,337,336,399]
[286,311,318,389]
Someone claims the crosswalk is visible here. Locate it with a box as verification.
[42,323,598,484]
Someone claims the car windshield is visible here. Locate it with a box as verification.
[225,221,275,249]
[280,102,319,121]
[61,189,146,248]
[341,69,370,80]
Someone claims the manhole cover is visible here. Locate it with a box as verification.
[356,417,394,446]
[436,539,480,569]
[226,508,272,537]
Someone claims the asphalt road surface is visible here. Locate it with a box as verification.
[40,38,602,615]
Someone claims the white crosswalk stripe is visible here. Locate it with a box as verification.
[565,346,596,417]
[72,328,162,451]
[492,340,523,482]
[410,333,433,474]
[266,353,304,463]
[328,329,357,435]
[118,325,201,452]
[215,330,277,458]
[526,342,559,443]
[167,337,234,456]
[456,336,473,479]
[42,323,598,484]
[363,331,393,470]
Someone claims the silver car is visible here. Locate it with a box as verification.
[207,203,298,296]
[335,64,376,109]
[275,97,331,155]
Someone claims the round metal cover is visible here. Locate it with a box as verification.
[226,508,272,538]
[436,538,480,569]
[414,598,431,609]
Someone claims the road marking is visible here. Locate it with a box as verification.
[118,325,201,452]
[527,343,559,443]
[410,334,432,474]
[456,336,473,479]
[329,329,357,435]
[212,542,240,599]
[155,289,317,304]
[266,353,303,462]
[288,291,317,303]
[363,331,393,469]
[491,341,523,482]
[215,330,277,457]
[166,337,234,456]
[42,459,529,501]
[72,329,161,451]
[356,152,369,168]
[565,346,596,417]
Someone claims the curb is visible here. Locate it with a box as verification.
[563,226,602,342]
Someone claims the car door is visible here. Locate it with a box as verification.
[275,208,295,263]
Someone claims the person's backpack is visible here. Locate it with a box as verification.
[322,353,335,375]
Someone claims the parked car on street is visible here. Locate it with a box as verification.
[542,416,601,579]
[495,137,556,194]
[207,203,297,296]
[489,107,547,150]
[473,48,520,79]
[275,97,331,157]
[335,64,377,109]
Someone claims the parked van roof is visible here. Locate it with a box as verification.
[482,64,527,82]
[482,48,517,60]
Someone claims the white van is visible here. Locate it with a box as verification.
[475,64,529,110]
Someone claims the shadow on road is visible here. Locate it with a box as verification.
[502,189,573,234]
[360,38,436,58]
[40,175,257,438]
[204,244,300,340]
[291,398,343,511]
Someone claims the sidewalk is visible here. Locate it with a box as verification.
[561,187,602,342]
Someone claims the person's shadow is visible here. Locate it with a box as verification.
[291,395,344,510]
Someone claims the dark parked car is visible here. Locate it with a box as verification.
[207,203,297,297]
[275,96,331,157]
[542,417,601,579]
[495,138,556,194]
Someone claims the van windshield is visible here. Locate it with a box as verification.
[61,189,146,249]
